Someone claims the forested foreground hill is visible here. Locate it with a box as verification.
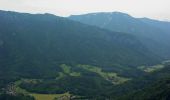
[116,63,170,100]
[119,78,170,100]
[0,10,169,100]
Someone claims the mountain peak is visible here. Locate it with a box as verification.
[70,11,131,18]
[111,12,131,16]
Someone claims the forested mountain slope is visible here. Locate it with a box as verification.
[0,10,159,79]
[69,12,170,59]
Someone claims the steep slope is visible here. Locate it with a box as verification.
[140,18,170,34]
[69,12,170,59]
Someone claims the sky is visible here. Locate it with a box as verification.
[0,0,170,20]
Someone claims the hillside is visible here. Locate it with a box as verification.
[69,12,170,59]
[116,63,170,100]
[0,10,159,77]
[0,10,161,98]
[123,78,170,100]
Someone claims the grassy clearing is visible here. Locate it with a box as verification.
[58,64,81,78]
[77,64,130,84]
[30,92,70,100]
[138,60,170,72]
[60,64,71,74]
[14,80,29,94]
[58,64,130,84]
[14,79,70,100]
[138,64,164,72]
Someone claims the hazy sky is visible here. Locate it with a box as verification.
[0,0,170,20]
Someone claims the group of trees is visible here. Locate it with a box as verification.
[0,94,35,100]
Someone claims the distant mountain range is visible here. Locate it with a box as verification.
[69,12,170,59]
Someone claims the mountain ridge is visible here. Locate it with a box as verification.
[69,12,170,59]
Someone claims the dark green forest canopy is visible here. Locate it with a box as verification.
[116,64,170,100]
